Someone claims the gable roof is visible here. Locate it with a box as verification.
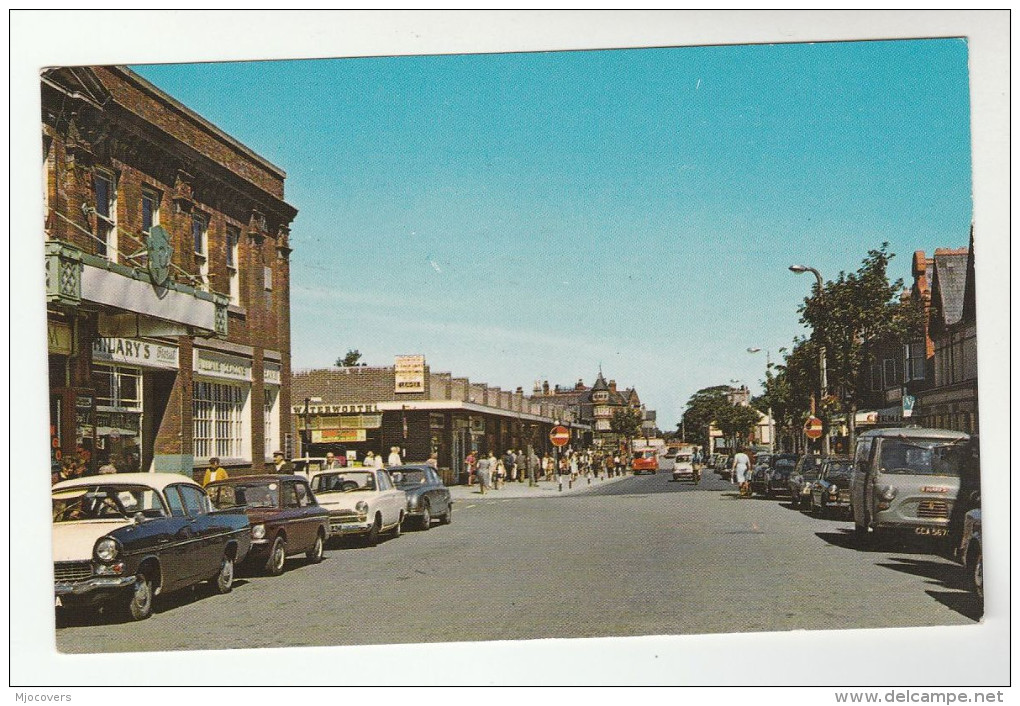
[929,247,969,328]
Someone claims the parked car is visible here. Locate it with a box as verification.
[714,454,731,479]
[849,427,970,544]
[789,454,826,509]
[52,473,251,621]
[206,475,329,575]
[631,448,659,475]
[309,468,406,546]
[290,456,345,479]
[766,454,800,497]
[388,464,453,530]
[671,453,699,483]
[958,509,982,599]
[808,457,854,518]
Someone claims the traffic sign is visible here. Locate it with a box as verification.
[804,416,823,440]
[550,425,570,447]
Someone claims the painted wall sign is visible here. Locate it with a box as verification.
[264,362,282,386]
[193,349,252,382]
[48,321,73,355]
[93,337,179,370]
[291,403,380,415]
[394,354,426,393]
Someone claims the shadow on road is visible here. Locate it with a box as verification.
[878,557,983,621]
[925,590,983,622]
[816,528,952,555]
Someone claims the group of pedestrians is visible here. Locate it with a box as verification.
[463,447,631,494]
[464,449,540,493]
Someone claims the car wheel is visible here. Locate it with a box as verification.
[419,501,432,531]
[441,502,453,525]
[125,573,154,621]
[306,531,325,563]
[972,549,983,599]
[854,519,869,542]
[365,516,380,547]
[265,535,287,576]
[214,553,235,594]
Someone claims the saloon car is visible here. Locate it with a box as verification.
[632,449,659,475]
[206,475,329,575]
[671,453,699,483]
[789,454,826,509]
[388,465,453,530]
[808,457,853,518]
[52,473,251,621]
[765,454,800,497]
[310,468,406,545]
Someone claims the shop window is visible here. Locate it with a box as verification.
[93,169,117,259]
[92,364,142,410]
[226,225,240,305]
[193,380,250,462]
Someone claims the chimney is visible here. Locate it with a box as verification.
[542,380,550,395]
[575,378,585,390]
[609,380,617,392]
[533,380,542,395]
[516,386,523,394]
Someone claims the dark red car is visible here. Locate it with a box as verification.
[207,475,329,576]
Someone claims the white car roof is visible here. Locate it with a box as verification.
[52,472,201,493]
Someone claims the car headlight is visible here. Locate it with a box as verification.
[829,485,839,495]
[94,537,119,563]
[879,485,897,501]
[408,495,419,508]
[355,501,369,514]
[802,486,811,494]
[252,524,266,540]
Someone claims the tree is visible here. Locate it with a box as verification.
[610,407,644,451]
[714,402,763,451]
[336,349,364,367]
[680,385,732,451]
[799,244,913,449]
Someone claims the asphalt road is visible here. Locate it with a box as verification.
[55,464,981,654]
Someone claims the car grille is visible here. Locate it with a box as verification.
[54,561,93,584]
[916,500,950,519]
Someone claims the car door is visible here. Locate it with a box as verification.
[175,484,221,577]
[162,484,203,587]
[281,479,312,552]
[375,470,401,527]
[427,468,450,514]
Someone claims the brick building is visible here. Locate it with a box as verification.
[532,371,646,449]
[43,66,297,480]
[291,358,582,484]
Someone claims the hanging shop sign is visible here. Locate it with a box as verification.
[312,429,368,443]
[292,403,381,415]
[94,337,179,370]
[48,321,73,355]
[394,354,426,393]
[264,362,282,386]
[193,349,252,382]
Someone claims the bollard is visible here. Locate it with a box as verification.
[569,479,573,489]
[558,482,563,492]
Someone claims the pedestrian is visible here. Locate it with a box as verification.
[324,452,341,469]
[272,451,295,474]
[465,450,477,485]
[569,452,579,484]
[732,447,751,488]
[202,457,228,486]
[492,452,505,490]
[502,449,517,483]
[475,453,492,494]
[98,454,118,475]
[426,452,439,470]
[387,446,403,468]
[557,455,571,492]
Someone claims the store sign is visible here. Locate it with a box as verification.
[194,349,252,382]
[394,354,425,393]
[264,362,282,386]
[94,337,179,370]
[48,321,73,355]
[292,403,380,415]
[312,429,367,443]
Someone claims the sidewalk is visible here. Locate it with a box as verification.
[449,472,631,501]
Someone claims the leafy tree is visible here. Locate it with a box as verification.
[680,385,732,451]
[336,349,364,367]
[798,244,913,448]
[610,407,644,451]
[714,402,762,451]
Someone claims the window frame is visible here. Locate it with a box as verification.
[192,211,209,288]
[141,186,161,235]
[226,224,241,305]
[93,168,117,259]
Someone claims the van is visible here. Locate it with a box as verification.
[850,427,970,543]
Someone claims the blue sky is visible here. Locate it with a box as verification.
[132,38,973,429]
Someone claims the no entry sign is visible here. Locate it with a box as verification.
[550,425,570,447]
[804,416,823,440]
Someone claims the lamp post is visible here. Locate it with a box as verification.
[747,347,775,454]
[789,264,830,455]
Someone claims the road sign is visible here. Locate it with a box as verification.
[804,416,823,440]
[550,425,570,447]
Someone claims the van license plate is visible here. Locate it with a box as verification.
[55,596,62,607]
[915,527,948,537]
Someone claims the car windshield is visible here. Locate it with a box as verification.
[311,471,376,493]
[393,470,427,486]
[676,455,692,462]
[207,482,279,509]
[801,457,825,478]
[52,484,166,522]
[824,463,853,483]
[774,460,796,470]
[879,438,964,476]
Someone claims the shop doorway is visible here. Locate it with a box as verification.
[142,370,176,472]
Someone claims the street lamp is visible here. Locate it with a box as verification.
[789,264,830,454]
[747,347,775,454]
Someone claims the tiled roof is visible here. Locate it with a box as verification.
[931,249,969,326]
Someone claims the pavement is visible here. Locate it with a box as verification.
[448,471,631,500]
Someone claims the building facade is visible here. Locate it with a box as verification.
[532,371,646,448]
[43,66,297,480]
[291,358,583,485]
